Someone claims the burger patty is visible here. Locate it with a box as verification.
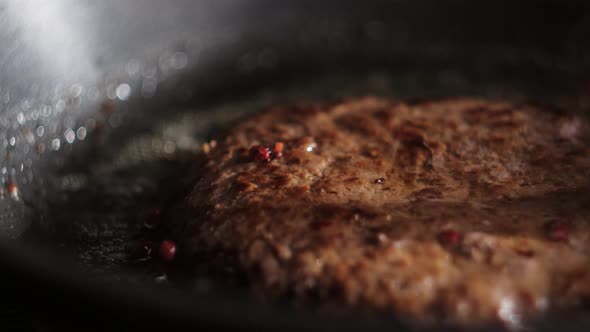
[171,97,590,327]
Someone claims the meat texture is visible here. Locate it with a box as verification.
[173,97,590,327]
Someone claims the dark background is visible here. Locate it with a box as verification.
[1,1,590,331]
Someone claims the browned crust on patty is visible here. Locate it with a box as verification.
[174,97,590,327]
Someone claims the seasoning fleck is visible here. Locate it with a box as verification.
[250,145,272,162]
[438,230,462,246]
[201,142,211,154]
[547,221,570,242]
[159,240,177,261]
[273,142,285,158]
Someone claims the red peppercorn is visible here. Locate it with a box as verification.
[143,207,161,229]
[159,240,176,261]
[547,221,570,242]
[438,229,462,246]
[273,142,284,158]
[250,145,271,162]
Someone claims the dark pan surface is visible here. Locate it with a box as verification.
[2,1,590,330]
[17,65,590,331]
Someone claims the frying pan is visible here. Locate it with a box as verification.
[1,0,590,330]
